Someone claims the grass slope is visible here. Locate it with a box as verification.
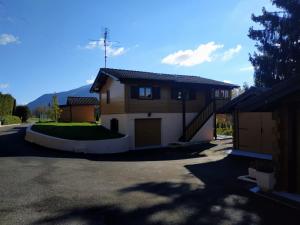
[31,122,124,140]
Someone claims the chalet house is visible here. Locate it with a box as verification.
[60,96,98,122]
[90,68,238,149]
[222,75,300,194]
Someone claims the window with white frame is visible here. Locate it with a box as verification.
[138,87,152,99]
[215,89,230,99]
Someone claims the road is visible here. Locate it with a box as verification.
[0,125,299,225]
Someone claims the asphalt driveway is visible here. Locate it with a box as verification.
[0,125,299,225]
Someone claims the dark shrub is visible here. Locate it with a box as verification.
[14,105,31,122]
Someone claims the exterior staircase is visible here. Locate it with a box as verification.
[179,100,215,142]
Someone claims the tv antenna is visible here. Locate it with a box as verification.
[103,28,108,68]
[90,27,120,68]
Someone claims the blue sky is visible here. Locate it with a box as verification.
[0,0,276,105]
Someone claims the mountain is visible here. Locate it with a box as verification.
[27,84,98,110]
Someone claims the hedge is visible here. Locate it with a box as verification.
[1,115,21,125]
[217,127,233,136]
[0,93,16,117]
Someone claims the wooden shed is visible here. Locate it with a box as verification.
[60,96,99,122]
[223,76,300,194]
[220,87,274,155]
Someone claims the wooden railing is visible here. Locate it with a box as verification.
[179,101,215,142]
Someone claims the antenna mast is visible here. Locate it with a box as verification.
[104,28,108,68]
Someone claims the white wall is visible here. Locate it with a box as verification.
[25,126,129,154]
[190,115,214,142]
[101,113,214,149]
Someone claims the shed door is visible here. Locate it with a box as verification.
[238,112,273,154]
[135,119,161,147]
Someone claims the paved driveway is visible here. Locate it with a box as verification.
[0,125,299,225]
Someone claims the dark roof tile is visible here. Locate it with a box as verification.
[91,68,238,92]
[66,96,98,106]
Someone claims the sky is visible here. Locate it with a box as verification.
[0,0,277,105]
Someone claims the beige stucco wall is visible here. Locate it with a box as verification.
[190,115,214,142]
[100,77,126,114]
[101,113,214,149]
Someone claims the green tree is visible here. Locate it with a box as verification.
[0,92,16,117]
[50,95,61,122]
[14,105,31,122]
[248,0,300,87]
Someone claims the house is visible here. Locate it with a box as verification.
[222,75,300,194]
[90,68,238,149]
[60,96,99,122]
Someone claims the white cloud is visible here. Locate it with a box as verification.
[0,34,20,45]
[240,66,254,72]
[86,76,95,84]
[0,83,9,89]
[161,42,224,67]
[223,80,232,84]
[84,38,125,57]
[221,44,242,61]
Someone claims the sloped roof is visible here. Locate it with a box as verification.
[237,75,300,111]
[90,68,239,92]
[219,87,270,113]
[66,96,98,106]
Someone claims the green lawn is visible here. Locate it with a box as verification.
[31,122,124,140]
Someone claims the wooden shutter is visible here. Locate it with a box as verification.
[171,88,177,99]
[153,87,160,99]
[131,86,139,99]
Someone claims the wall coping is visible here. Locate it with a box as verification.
[25,125,129,154]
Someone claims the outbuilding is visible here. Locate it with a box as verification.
[60,96,99,122]
[221,76,300,194]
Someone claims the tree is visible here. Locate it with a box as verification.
[0,92,16,117]
[242,82,250,91]
[50,95,61,122]
[248,0,300,87]
[14,105,31,122]
[232,82,251,99]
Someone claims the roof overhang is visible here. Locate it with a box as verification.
[90,69,120,93]
[90,68,239,92]
[236,75,300,112]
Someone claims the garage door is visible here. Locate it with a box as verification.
[135,118,161,148]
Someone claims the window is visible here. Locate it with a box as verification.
[131,86,160,99]
[138,87,152,99]
[215,89,230,99]
[106,90,110,104]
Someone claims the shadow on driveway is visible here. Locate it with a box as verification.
[26,156,300,225]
